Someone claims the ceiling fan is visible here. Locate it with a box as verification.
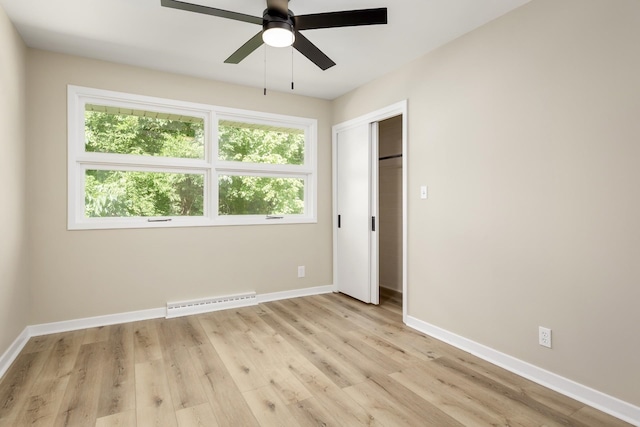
[160,0,388,70]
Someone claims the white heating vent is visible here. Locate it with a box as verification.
[166,292,257,319]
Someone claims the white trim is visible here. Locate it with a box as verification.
[29,307,167,337]
[0,284,335,379]
[0,327,30,379]
[257,285,334,304]
[332,100,408,322]
[332,102,408,134]
[3,287,636,426]
[401,111,408,324]
[406,315,640,426]
[27,285,334,337]
[370,121,379,305]
[68,85,318,230]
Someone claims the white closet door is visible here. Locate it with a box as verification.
[336,123,372,303]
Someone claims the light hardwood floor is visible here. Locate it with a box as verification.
[0,290,631,426]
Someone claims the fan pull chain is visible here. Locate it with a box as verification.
[264,45,267,96]
[291,46,295,91]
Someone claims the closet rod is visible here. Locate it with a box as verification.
[379,153,402,161]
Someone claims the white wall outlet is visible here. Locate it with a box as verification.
[539,326,552,348]
[297,266,305,278]
[420,185,428,199]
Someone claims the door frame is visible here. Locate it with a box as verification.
[332,100,408,323]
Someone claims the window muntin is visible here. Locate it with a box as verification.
[68,85,317,229]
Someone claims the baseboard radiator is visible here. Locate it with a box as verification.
[166,292,257,319]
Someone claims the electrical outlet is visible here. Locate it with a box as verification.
[297,266,305,278]
[539,326,552,348]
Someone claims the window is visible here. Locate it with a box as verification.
[68,86,317,229]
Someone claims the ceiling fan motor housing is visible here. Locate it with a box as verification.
[262,8,295,33]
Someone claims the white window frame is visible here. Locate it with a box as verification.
[67,85,317,230]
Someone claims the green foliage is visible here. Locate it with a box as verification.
[85,110,204,158]
[85,170,204,217]
[218,175,304,216]
[217,123,305,216]
[218,122,304,165]
[84,112,305,218]
[84,110,205,218]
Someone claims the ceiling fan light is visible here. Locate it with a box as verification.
[263,22,295,47]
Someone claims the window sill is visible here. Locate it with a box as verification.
[68,216,318,230]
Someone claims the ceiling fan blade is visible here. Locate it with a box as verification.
[294,8,387,31]
[161,0,262,25]
[224,31,264,64]
[293,32,336,71]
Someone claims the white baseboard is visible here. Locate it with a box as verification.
[406,315,640,426]
[29,307,167,337]
[12,286,635,425]
[257,285,334,303]
[0,327,30,379]
[0,284,334,380]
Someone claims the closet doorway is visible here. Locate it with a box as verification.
[377,116,404,310]
[332,101,407,321]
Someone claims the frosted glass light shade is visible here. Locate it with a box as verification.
[263,27,295,47]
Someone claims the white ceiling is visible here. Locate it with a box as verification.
[0,0,530,99]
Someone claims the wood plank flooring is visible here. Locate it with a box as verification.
[0,289,631,426]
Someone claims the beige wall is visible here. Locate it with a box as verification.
[26,50,333,324]
[333,0,640,406]
[0,6,29,354]
[378,116,403,292]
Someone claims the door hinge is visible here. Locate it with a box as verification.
[372,216,376,232]
[338,214,341,228]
